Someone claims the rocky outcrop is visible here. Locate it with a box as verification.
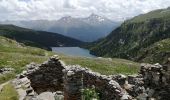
[18,55,170,100]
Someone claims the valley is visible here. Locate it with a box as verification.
[0,24,84,50]
[0,2,169,99]
[0,35,140,99]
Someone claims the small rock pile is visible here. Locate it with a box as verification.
[0,67,14,75]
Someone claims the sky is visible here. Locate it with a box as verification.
[0,0,170,21]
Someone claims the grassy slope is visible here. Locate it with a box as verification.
[0,36,54,72]
[90,7,170,64]
[61,55,139,75]
[0,83,19,100]
[136,38,170,64]
[0,36,139,84]
[0,73,15,84]
[0,36,54,83]
[0,35,139,100]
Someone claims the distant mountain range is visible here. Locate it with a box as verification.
[0,14,121,42]
[89,7,170,64]
[0,24,84,50]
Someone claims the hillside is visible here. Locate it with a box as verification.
[0,35,54,84]
[0,35,140,100]
[136,38,170,64]
[0,24,84,50]
[0,36,55,72]
[0,35,139,84]
[89,7,170,64]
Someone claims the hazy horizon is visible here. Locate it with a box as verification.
[0,0,169,21]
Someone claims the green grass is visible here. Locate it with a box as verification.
[0,36,54,84]
[89,7,170,65]
[60,55,139,75]
[0,52,53,73]
[137,38,170,64]
[0,35,140,85]
[0,73,16,84]
[0,83,19,100]
[0,36,54,72]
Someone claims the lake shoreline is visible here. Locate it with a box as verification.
[52,47,96,58]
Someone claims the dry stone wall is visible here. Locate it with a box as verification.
[24,55,65,93]
[19,55,170,100]
[63,65,125,100]
[139,63,170,99]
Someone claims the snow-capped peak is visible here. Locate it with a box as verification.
[58,16,75,24]
[88,13,105,22]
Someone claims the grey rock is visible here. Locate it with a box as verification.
[137,93,148,100]
[121,94,132,100]
[148,89,155,97]
[67,71,75,76]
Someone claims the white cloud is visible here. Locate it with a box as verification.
[0,0,169,21]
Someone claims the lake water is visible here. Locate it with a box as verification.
[52,47,96,58]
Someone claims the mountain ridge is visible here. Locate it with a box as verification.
[0,24,84,50]
[89,7,170,64]
[0,14,121,42]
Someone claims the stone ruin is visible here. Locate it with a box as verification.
[15,55,170,100]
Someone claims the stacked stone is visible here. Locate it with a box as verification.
[139,63,170,100]
[83,71,126,99]
[25,55,65,93]
[20,55,170,100]
[111,74,146,99]
[63,65,127,100]
[63,65,85,100]
[126,75,144,98]
[13,76,35,100]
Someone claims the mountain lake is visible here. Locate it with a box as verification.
[52,47,96,58]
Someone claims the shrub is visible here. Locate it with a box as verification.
[81,87,100,100]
